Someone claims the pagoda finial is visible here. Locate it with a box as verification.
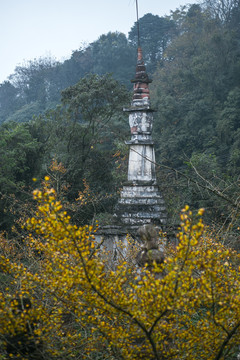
[137,47,143,61]
[130,1,152,101]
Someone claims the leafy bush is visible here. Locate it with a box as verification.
[0,180,240,359]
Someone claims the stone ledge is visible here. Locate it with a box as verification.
[118,198,165,205]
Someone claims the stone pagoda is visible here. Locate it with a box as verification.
[115,46,166,229]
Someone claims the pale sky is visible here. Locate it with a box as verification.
[0,0,199,83]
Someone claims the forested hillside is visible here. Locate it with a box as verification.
[0,0,239,238]
[1,1,240,359]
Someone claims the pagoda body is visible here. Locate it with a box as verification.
[115,47,166,227]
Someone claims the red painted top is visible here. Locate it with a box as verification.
[132,47,151,101]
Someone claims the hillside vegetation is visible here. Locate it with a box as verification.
[0,1,240,359]
[0,0,239,237]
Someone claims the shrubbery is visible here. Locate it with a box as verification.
[0,179,239,359]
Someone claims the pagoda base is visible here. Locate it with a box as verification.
[114,183,167,227]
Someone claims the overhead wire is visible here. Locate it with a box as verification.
[135,0,141,47]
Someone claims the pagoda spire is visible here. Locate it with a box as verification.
[115,45,166,227]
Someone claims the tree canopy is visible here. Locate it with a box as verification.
[1,0,240,230]
[0,1,240,358]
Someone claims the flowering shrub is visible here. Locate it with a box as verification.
[0,179,240,359]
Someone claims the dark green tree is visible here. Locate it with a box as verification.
[203,0,240,23]
[59,73,129,192]
[91,32,135,87]
[31,73,129,224]
[151,3,240,225]
[0,121,43,231]
[9,56,59,105]
[128,13,177,73]
[0,81,19,123]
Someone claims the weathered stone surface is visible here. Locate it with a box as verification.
[128,111,153,134]
[135,224,165,271]
[120,185,162,198]
[127,144,156,182]
[114,46,167,228]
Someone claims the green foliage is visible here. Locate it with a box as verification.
[0,81,19,123]
[61,73,129,120]
[50,73,129,205]
[0,73,129,231]
[9,56,60,104]
[91,32,135,87]
[129,13,177,73]
[0,121,43,230]
[0,122,41,190]
[0,5,240,355]
[0,32,134,124]
[6,101,45,123]
[151,2,240,223]
[0,3,240,229]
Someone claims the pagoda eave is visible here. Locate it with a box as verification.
[123,107,155,113]
[125,139,154,145]
[131,78,152,84]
